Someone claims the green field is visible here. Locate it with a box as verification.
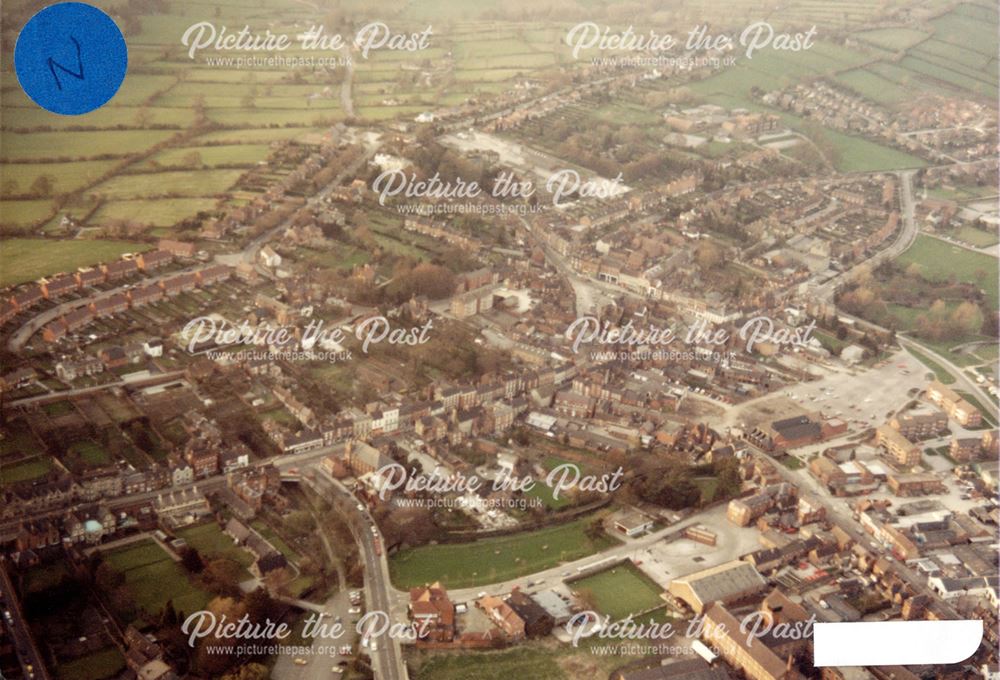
[416,646,568,680]
[569,562,663,621]
[906,345,955,384]
[177,522,254,572]
[90,169,244,199]
[389,516,620,589]
[56,647,126,680]
[102,539,211,619]
[952,225,999,248]
[0,130,176,161]
[0,238,150,287]
[1,161,119,197]
[897,235,998,307]
[956,391,998,427]
[0,455,53,486]
[69,440,111,467]
[855,28,930,51]
[148,144,272,168]
[91,197,219,227]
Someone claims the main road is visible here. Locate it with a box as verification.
[307,468,408,680]
[1,556,51,679]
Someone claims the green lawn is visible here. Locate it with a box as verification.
[415,646,568,680]
[693,476,720,503]
[569,562,663,621]
[897,235,998,307]
[0,456,53,486]
[102,539,211,619]
[70,440,112,467]
[0,238,150,287]
[176,522,254,571]
[956,391,998,427]
[56,647,125,680]
[952,225,999,248]
[524,481,571,510]
[906,345,955,384]
[389,516,620,589]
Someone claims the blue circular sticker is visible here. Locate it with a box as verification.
[14,2,128,115]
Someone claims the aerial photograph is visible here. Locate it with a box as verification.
[0,0,997,678]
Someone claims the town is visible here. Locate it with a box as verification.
[0,1,997,680]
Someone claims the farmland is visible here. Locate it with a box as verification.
[0,238,150,287]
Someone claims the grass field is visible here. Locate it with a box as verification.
[69,440,111,467]
[102,539,211,619]
[176,522,254,572]
[0,455,53,486]
[0,238,150,287]
[569,562,663,620]
[896,235,998,307]
[906,345,955,384]
[56,647,125,680]
[956,390,998,427]
[389,516,620,589]
[91,169,244,199]
[91,197,219,227]
[952,225,999,248]
[416,646,568,680]
[1,161,119,197]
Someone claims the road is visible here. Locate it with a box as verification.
[0,443,347,542]
[898,336,997,416]
[811,169,919,303]
[308,469,408,680]
[0,558,51,679]
[756,447,960,620]
[8,136,379,355]
[4,370,185,408]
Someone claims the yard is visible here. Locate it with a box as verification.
[389,516,620,589]
[569,561,664,621]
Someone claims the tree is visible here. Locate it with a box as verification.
[29,174,54,197]
[584,517,606,541]
[695,240,722,271]
[180,546,205,573]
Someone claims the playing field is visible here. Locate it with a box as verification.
[569,561,664,621]
[0,238,150,287]
[389,516,620,589]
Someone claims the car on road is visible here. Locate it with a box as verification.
[348,607,361,615]
[294,658,309,666]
